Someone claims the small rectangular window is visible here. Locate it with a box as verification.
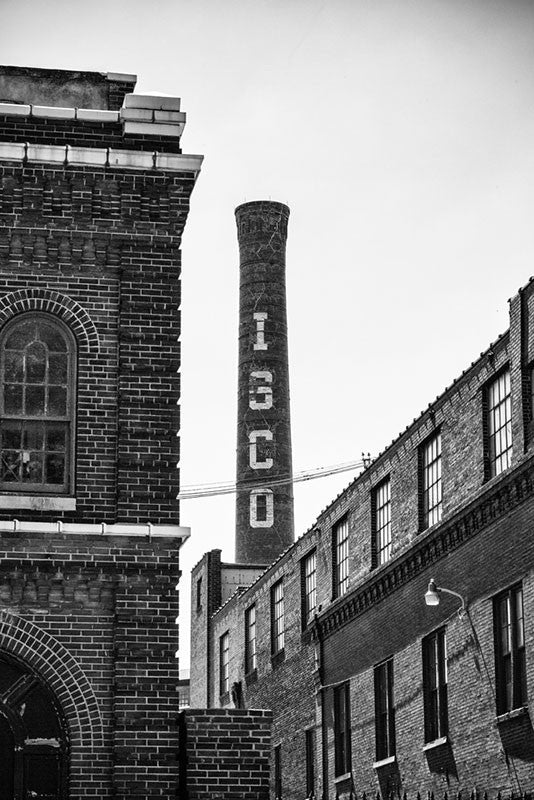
[305,728,315,797]
[301,549,317,628]
[244,604,257,674]
[196,577,202,610]
[274,744,282,800]
[486,369,512,478]
[422,628,448,742]
[420,431,442,530]
[494,584,526,714]
[372,477,391,567]
[333,682,351,776]
[271,580,285,657]
[333,517,349,598]
[219,631,229,697]
[374,658,395,761]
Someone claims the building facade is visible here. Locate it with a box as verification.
[0,65,201,798]
[190,279,534,798]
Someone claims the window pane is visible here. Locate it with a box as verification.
[46,425,66,452]
[2,422,21,450]
[25,385,45,415]
[46,454,65,484]
[48,386,67,416]
[41,323,67,352]
[1,452,20,482]
[4,383,22,414]
[4,351,22,382]
[48,354,68,384]
[26,341,46,382]
[5,320,34,350]
[22,453,43,483]
[23,423,44,450]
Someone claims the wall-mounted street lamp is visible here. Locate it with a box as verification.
[425,578,467,617]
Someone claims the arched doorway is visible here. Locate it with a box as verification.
[0,652,68,799]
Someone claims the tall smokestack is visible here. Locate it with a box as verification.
[234,201,294,564]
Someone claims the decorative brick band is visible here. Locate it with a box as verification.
[0,610,104,749]
[0,289,100,353]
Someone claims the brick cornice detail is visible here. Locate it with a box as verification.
[312,457,534,641]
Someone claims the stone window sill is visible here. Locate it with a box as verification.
[373,755,397,770]
[496,706,529,724]
[423,736,449,752]
[0,495,76,511]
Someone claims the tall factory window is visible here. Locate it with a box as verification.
[219,631,229,697]
[372,477,391,567]
[374,658,395,762]
[486,369,512,478]
[0,314,75,494]
[333,682,351,777]
[419,431,442,530]
[305,728,316,797]
[271,580,285,658]
[301,549,317,628]
[274,745,282,799]
[244,604,257,675]
[422,628,448,742]
[333,517,349,598]
[494,584,526,714]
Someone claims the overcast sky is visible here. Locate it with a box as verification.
[2,0,534,667]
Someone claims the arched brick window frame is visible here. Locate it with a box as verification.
[0,611,103,751]
[0,290,100,355]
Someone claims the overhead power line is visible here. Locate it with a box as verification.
[178,454,373,500]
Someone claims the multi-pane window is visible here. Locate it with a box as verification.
[0,315,75,493]
[372,478,391,567]
[487,370,512,478]
[333,517,349,598]
[274,745,282,799]
[271,580,285,657]
[494,584,527,714]
[301,549,317,628]
[219,631,229,696]
[333,682,351,777]
[422,628,448,742]
[420,432,442,530]
[305,728,316,798]
[245,604,257,674]
[374,658,395,761]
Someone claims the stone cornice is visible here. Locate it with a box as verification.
[312,456,534,641]
[0,141,203,175]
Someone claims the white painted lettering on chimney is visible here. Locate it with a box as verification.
[249,488,274,528]
[249,430,273,469]
[253,312,268,350]
[249,371,273,410]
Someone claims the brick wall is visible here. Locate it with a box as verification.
[178,708,272,800]
[193,276,534,799]
[0,66,200,799]
[0,529,182,798]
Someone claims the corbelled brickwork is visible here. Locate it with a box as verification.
[178,708,272,800]
[0,65,201,799]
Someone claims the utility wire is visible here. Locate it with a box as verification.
[178,455,372,500]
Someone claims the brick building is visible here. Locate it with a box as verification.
[0,65,202,798]
[190,278,534,798]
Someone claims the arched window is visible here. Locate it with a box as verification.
[0,315,75,494]
[0,653,68,799]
